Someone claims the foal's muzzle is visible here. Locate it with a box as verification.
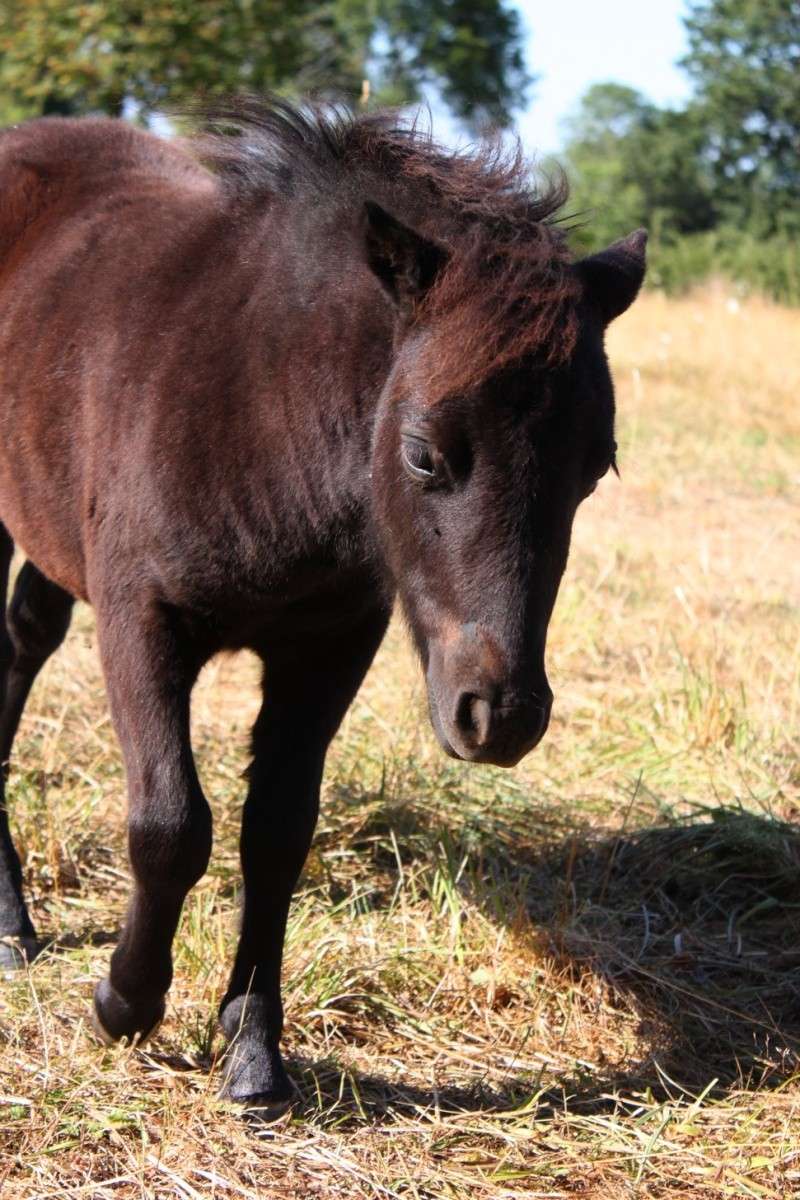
[426,625,553,768]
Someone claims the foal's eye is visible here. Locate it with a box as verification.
[402,435,438,483]
[582,441,618,500]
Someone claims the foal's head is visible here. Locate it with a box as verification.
[365,203,646,767]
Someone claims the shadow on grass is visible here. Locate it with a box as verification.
[305,785,800,1121]
[54,927,119,951]
[536,811,800,1107]
[19,768,799,1128]
[278,1056,519,1125]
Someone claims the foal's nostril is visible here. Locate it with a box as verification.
[455,692,492,747]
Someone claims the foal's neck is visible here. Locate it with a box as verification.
[236,203,396,563]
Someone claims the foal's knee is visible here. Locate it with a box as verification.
[128,797,212,894]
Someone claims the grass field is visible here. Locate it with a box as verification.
[1,286,799,1199]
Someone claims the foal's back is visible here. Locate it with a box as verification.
[0,119,233,600]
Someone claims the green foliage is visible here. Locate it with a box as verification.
[649,231,800,305]
[0,1,310,117]
[563,83,716,254]
[0,0,529,128]
[563,1,800,302]
[370,0,529,128]
[683,0,800,234]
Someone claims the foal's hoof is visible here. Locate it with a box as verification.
[92,978,165,1046]
[0,935,40,971]
[220,1039,295,1115]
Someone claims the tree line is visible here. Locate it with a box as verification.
[0,0,528,129]
[563,1,800,302]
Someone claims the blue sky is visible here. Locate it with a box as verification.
[514,0,693,153]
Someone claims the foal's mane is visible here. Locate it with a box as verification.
[191,97,580,394]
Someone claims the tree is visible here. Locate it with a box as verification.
[682,0,800,232]
[0,0,530,129]
[562,83,716,251]
[366,0,529,128]
[0,1,313,118]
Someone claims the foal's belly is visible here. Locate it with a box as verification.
[0,463,88,600]
[0,364,88,597]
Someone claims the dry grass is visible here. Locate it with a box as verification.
[1,286,799,1198]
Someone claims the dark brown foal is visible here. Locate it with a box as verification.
[0,99,644,1104]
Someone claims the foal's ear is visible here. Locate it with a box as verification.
[577,229,647,325]
[363,201,448,314]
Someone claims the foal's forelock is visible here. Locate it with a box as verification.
[407,276,581,405]
[409,225,581,402]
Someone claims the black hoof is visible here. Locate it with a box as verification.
[220,1038,295,1111]
[92,977,165,1046]
[0,935,40,970]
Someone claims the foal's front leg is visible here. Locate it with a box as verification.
[219,611,388,1106]
[92,598,212,1043]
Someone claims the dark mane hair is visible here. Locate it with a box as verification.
[188,97,581,395]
